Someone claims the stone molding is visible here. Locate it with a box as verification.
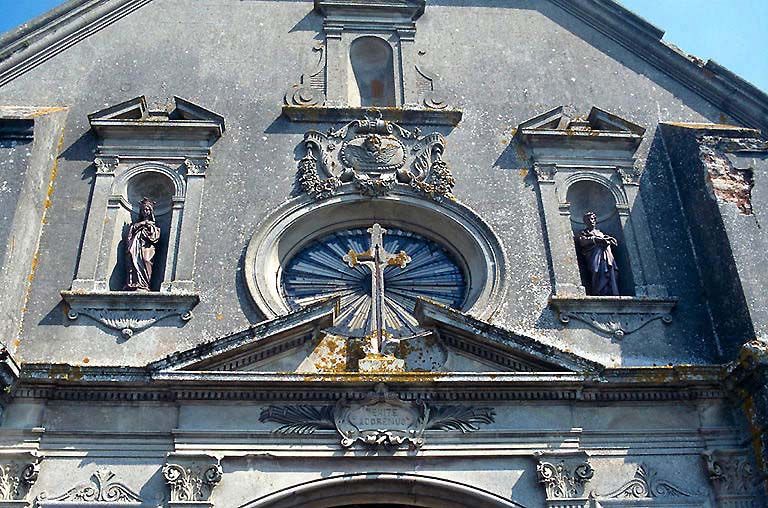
[163,454,222,507]
[61,290,198,338]
[35,469,143,506]
[548,0,768,134]
[282,105,462,126]
[534,451,593,508]
[549,296,677,339]
[13,364,727,403]
[0,0,154,88]
[0,452,39,505]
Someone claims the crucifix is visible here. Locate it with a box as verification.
[343,224,411,355]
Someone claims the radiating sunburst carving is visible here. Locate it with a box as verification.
[281,228,467,336]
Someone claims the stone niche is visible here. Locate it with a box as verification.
[517,106,676,339]
[283,0,461,125]
[61,96,224,338]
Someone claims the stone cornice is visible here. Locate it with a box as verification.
[13,365,727,402]
[414,299,604,372]
[0,0,154,88]
[548,0,768,133]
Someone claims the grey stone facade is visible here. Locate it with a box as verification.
[0,0,767,507]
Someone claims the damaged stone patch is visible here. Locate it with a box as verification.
[699,136,755,215]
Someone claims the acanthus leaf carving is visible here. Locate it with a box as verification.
[163,457,222,503]
[259,396,495,449]
[36,469,143,503]
[94,156,119,174]
[0,456,39,502]
[702,449,758,499]
[184,157,210,175]
[601,464,693,499]
[535,456,594,500]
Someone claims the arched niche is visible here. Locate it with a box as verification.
[239,473,524,508]
[107,164,182,291]
[348,36,396,107]
[565,179,635,296]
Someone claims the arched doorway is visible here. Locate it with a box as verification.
[239,473,527,508]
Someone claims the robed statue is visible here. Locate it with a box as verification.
[576,211,620,296]
[124,197,160,291]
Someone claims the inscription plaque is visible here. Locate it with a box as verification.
[334,397,428,448]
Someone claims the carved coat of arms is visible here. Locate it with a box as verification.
[297,110,455,199]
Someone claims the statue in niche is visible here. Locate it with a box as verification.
[124,197,160,291]
[576,211,620,296]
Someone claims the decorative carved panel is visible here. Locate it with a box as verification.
[296,110,455,200]
[260,388,494,449]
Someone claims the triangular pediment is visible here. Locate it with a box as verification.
[150,298,602,375]
[88,96,225,127]
[517,106,645,135]
[314,0,426,22]
[87,96,147,121]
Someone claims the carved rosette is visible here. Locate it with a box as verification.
[36,469,142,504]
[163,455,222,504]
[296,110,455,200]
[702,449,759,504]
[0,456,39,502]
[535,453,594,503]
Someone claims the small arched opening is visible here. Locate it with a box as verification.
[566,180,635,296]
[109,168,176,291]
[349,36,396,107]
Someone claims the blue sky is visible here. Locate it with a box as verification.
[0,0,766,92]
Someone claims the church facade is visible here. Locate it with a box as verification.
[0,1,767,507]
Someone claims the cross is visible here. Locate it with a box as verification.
[343,224,411,354]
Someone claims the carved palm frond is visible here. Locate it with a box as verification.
[425,406,495,433]
[259,405,335,435]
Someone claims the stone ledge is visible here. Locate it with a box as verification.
[61,290,199,338]
[549,296,678,339]
[282,105,462,126]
